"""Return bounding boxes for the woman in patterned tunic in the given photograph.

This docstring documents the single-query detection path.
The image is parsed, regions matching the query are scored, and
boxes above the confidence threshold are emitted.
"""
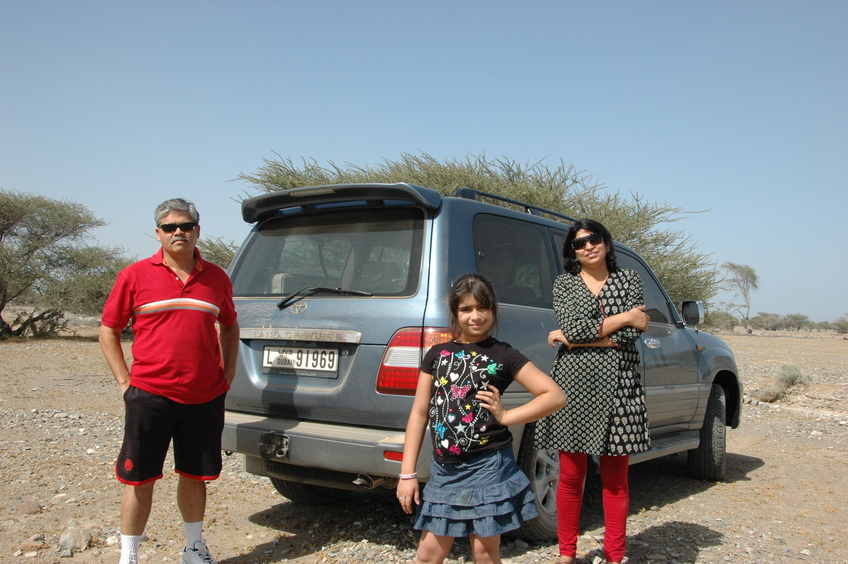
[533,219,651,564]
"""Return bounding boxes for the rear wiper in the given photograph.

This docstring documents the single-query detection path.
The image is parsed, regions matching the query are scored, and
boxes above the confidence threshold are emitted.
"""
[277,286,373,310]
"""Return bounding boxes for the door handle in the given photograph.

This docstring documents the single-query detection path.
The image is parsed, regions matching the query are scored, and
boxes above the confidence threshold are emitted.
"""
[644,337,661,349]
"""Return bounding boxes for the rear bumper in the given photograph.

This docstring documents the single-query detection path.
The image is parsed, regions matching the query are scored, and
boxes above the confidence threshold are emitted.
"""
[222,411,430,479]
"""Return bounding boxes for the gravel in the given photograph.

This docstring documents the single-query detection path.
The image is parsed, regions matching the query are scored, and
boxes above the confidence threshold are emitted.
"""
[1,331,846,563]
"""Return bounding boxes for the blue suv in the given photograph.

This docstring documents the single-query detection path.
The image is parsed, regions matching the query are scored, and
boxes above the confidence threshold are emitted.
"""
[222,183,742,540]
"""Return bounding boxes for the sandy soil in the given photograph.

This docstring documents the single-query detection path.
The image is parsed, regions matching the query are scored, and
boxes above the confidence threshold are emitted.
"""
[0,329,846,563]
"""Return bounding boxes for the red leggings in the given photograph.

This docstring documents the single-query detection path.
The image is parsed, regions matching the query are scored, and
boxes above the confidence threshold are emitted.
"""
[557,451,630,563]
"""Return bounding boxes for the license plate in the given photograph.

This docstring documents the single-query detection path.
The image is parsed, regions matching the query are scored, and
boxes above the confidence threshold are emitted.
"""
[262,346,339,376]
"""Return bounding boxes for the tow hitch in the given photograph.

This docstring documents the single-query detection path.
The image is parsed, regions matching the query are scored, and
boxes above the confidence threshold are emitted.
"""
[258,432,290,460]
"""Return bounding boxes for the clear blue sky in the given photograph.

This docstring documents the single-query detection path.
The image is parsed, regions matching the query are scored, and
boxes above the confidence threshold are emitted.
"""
[2,1,846,321]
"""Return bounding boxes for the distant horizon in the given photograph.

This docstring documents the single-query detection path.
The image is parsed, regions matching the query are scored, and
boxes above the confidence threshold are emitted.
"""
[8,180,843,323]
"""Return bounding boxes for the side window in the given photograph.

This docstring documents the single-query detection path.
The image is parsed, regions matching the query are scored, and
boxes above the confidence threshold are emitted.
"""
[551,230,566,272]
[473,215,557,308]
[616,251,674,325]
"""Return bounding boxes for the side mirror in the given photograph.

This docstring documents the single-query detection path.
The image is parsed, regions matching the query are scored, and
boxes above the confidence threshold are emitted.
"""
[681,300,705,326]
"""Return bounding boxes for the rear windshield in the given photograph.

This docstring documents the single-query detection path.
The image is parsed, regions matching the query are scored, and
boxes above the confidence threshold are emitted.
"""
[230,207,425,297]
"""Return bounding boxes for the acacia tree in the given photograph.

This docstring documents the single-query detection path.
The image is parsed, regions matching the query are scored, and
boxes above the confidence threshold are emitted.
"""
[237,152,718,306]
[703,310,738,332]
[751,312,782,331]
[197,236,240,270]
[782,313,810,332]
[722,262,759,334]
[0,190,128,338]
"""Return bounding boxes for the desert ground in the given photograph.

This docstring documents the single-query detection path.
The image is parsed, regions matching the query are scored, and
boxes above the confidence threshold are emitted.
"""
[1,328,846,563]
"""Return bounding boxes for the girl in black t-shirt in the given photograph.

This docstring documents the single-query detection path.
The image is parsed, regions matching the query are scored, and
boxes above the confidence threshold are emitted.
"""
[398,273,566,564]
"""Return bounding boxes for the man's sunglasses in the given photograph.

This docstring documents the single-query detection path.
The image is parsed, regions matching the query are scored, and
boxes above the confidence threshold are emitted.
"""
[158,222,197,233]
[572,233,604,250]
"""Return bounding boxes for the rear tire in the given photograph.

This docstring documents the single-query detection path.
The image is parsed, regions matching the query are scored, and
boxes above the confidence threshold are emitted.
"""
[687,384,727,481]
[515,424,559,540]
[270,477,350,505]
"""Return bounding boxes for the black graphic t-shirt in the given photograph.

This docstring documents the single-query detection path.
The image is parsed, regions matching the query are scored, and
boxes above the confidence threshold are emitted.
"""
[420,337,529,464]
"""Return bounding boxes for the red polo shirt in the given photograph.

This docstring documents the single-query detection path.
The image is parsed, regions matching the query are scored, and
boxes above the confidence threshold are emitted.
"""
[101,248,237,404]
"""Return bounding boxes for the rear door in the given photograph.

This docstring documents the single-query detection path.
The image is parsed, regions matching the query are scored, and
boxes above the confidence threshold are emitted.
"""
[473,214,560,371]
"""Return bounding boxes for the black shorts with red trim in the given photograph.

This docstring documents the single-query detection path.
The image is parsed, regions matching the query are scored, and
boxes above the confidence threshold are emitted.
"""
[116,386,226,485]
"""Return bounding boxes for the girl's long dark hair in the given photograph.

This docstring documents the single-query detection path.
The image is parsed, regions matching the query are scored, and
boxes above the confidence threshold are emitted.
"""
[448,273,499,338]
[562,219,618,275]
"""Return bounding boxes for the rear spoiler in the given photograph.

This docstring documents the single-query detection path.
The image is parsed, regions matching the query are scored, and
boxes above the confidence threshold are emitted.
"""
[242,183,442,223]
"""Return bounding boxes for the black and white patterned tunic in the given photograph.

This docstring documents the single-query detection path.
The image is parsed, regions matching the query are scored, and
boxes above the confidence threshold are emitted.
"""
[533,268,650,456]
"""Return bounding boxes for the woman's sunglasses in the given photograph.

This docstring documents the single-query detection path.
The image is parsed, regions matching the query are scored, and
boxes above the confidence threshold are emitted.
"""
[158,222,197,233]
[572,233,604,250]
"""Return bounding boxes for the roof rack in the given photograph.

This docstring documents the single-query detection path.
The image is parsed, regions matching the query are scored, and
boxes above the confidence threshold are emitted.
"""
[454,188,579,224]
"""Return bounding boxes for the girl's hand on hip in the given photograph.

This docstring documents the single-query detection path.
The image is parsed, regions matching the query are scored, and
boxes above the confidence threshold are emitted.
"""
[477,385,505,423]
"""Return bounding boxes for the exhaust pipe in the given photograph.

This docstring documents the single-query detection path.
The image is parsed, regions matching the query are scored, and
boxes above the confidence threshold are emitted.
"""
[352,474,387,489]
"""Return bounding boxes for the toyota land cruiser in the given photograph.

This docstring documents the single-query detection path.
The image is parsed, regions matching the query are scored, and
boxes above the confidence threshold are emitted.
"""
[222,183,741,539]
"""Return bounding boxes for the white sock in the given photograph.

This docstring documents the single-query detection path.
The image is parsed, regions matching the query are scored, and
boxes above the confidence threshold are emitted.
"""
[184,521,203,550]
[120,534,142,564]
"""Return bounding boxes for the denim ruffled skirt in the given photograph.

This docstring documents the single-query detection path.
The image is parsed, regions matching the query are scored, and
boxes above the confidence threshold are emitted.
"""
[414,445,538,538]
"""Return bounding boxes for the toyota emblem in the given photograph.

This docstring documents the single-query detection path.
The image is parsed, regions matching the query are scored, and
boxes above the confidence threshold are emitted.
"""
[291,301,308,315]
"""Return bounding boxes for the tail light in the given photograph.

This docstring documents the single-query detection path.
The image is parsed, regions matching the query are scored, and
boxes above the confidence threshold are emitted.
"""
[376,327,452,395]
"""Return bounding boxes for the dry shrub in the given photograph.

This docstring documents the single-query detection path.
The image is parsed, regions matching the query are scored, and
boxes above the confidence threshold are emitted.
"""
[758,364,813,403]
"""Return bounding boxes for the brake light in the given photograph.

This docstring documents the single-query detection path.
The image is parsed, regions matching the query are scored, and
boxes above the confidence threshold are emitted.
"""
[384,450,404,462]
[376,327,452,395]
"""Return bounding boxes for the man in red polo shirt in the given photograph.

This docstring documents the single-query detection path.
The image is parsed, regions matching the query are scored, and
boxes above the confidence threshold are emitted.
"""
[100,198,239,564]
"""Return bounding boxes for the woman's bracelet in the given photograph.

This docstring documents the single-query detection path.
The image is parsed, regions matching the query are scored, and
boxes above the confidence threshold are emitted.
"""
[398,472,418,480]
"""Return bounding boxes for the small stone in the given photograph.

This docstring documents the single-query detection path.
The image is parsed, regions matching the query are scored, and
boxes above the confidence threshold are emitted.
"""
[59,527,92,551]
[19,540,44,551]
[18,499,42,514]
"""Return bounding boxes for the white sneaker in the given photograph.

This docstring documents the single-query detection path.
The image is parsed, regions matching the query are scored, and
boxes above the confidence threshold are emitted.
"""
[181,540,217,564]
